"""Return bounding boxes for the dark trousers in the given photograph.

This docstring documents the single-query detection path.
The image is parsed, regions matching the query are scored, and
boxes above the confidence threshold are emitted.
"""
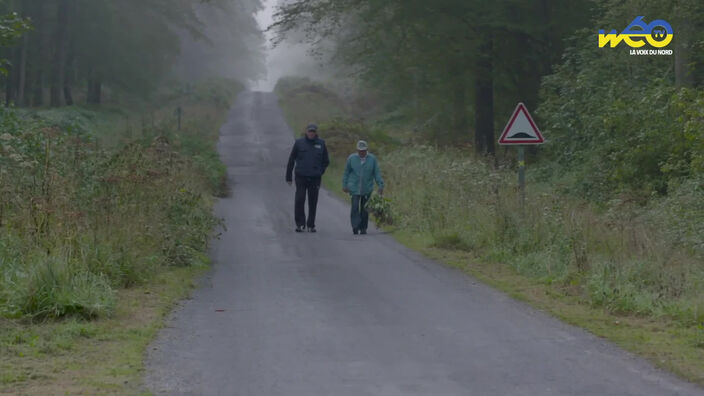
[295,176,321,228]
[350,194,371,231]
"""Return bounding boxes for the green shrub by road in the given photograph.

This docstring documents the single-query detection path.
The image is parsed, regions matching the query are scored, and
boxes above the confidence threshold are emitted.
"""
[0,79,240,393]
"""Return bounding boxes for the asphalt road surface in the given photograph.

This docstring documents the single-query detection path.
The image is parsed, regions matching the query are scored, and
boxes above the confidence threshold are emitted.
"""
[145,92,703,396]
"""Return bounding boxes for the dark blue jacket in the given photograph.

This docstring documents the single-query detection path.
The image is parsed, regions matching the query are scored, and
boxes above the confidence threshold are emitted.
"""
[286,136,330,181]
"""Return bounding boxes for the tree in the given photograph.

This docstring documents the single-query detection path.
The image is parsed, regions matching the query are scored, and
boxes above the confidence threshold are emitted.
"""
[538,0,704,199]
[0,3,30,106]
[50,0,68,106]
[1,0,266,107]
[272,0,593,153]
[173,0,266,83]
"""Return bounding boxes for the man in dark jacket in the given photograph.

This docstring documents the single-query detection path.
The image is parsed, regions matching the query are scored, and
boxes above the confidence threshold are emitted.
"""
[286,124,330,233]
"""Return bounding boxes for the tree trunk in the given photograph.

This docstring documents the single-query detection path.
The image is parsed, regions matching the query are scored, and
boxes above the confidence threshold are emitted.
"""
[95,81,102,103]
[17,26,29,106]
[63,0,75,106]
[87,80,94,104]
[474,32,495,155]
[5,46,22,107]
[32,70,43,106]
[452,72,468,141]
[50,80,61,107]
[87,79,102,104]
[32,1,48,107]
[4,0,16,107]
[63,82,73,106]
[50,0,69,107]
[674,10,693,88]
[412,68,421,124]
[24,63,33,106]
[5,50,13,107]
[32,65,44,106]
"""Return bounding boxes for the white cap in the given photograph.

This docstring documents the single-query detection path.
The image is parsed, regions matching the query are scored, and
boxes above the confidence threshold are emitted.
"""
[357,140,368,151]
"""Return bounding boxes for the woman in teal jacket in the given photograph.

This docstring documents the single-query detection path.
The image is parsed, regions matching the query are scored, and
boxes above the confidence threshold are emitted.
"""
[342,140,385,235]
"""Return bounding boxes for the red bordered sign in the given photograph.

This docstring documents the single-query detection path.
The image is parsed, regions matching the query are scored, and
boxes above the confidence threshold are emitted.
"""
[498,103,544,145]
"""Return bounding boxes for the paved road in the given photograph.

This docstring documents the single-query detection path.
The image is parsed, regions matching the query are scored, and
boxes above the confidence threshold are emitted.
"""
[145,92,703,396]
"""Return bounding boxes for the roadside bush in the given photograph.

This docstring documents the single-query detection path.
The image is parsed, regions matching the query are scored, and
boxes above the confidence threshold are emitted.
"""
[538,30,704,202]
[0,250,115,320]
[365,194,393,226]
[647,171,704,261]
[162,187,220,267]
[360,144,703,325]
[0,83,234,320]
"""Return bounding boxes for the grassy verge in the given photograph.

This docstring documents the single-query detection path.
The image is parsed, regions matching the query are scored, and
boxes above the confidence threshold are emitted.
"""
[275,77,704,385]
[398,233,704,384]
[0,79,240,393]
[1,266,204,394]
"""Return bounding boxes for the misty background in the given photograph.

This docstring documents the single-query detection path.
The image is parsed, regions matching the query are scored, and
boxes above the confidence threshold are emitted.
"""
[0,0,326,106]
[174,0,325,92]
[252,0,329,91]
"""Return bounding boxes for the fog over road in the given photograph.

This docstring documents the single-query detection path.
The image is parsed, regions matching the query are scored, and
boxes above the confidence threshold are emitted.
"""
[145,92,703,396]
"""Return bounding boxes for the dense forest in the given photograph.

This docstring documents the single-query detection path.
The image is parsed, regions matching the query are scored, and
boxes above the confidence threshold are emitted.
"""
[273,0,704,199]
[0,0,265,106]
[272,0,704,209]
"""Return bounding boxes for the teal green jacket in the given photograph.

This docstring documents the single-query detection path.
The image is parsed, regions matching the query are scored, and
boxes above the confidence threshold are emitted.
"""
[342,153,384,195]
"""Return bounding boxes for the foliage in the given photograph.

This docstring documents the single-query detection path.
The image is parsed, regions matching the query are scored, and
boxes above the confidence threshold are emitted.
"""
[173,0,265,83]
[275,0,704,201]
[0,81,238,320]
[0,266,205,393]
[646,175,704,260]
[0,0,263,106]
[539,40,704,201]
[0,10,30,75]
[381,145,704,325]
[273,0,594,148]
[365,193,393,226]
[274,76,348,135]
[0,10,29,45]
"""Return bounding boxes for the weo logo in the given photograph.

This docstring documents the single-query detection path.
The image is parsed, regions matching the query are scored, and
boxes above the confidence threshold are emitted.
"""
[598,16,673,55]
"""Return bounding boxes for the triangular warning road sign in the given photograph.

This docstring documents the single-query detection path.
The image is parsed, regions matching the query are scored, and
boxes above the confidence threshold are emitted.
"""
[498,103,544,145]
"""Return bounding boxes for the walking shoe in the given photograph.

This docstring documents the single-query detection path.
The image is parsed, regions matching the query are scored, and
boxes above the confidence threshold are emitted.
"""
[353,228,359,235]
[308,227,317,233]
[295,225,305,232]
[360,229,367,235]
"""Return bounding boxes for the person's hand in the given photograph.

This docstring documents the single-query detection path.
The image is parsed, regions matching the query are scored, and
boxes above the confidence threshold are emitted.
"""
[378,188,384,196]
[343,187,350,193]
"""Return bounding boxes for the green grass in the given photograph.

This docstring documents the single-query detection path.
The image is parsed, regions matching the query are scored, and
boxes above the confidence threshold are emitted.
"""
[406,239,704,385]
[275,76,704,386]
[0,81,236,319]
[0,266,206,394]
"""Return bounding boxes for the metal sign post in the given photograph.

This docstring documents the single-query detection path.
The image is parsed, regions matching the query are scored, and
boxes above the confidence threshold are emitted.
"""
[518,146,526,209]
[176,106,183,131]
[498,103,544,210]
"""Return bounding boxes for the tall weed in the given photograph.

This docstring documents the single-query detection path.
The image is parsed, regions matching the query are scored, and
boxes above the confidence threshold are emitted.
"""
[318,126,704,325]
[0,83,236,319]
